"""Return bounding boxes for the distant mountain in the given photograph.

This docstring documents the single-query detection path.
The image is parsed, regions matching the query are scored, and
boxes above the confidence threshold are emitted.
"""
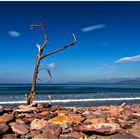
[66,78,140,85]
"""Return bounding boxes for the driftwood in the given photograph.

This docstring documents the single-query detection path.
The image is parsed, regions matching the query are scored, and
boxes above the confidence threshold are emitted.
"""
[27,23,76,105]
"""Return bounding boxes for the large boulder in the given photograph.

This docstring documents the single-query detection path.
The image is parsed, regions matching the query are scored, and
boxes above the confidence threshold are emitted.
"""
[73,123,120,135]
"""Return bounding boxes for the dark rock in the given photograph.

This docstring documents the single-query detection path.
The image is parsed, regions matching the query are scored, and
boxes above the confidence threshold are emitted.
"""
[4,107,13,113]
[73,123,120,135]
[0,123,10,134]
[50,105,59,112]
[59,131,85,139]
[11,123,29,135]
[2,134,18,139]
[0,114,14,123]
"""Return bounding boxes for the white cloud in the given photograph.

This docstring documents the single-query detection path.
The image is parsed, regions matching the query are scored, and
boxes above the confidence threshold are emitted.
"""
[115,54,140,63]
[81,24,106,32]
[8,31,20,37]
[96,63,114,70]
[48,63,55,69]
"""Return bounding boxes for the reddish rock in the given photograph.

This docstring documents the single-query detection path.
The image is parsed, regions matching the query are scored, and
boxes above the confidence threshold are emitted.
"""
[104,106,119,117]
[0,123,9,134]
[11,124,29,135]
[121,108,133,120]
[30,122,61,139]
[2,134,18,139]
[30,119,48,130]
[73,123,120,135]
[97,131,139,139]
[39,110,49,116]
[14,105,38,113]
[59,131,85,139]
[128,122,140,138]
[106,117,117,123]
[83,118,106,125]
[0,114,14,123]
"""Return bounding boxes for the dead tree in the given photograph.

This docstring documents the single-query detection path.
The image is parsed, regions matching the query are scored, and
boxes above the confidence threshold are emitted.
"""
[27,23,76,105]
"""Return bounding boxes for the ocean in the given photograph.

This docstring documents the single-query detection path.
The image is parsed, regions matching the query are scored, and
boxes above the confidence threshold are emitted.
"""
[0,84,140,107]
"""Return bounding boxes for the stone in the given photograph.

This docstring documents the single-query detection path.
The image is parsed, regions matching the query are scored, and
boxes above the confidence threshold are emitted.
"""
[28,122,61,139]
[35,112,57,120]
[83,118,106,125]
[11,124,29,135]
[39,110,49,116]
[16,118,30,124]
[14,105,38,113]
[103,106,119,117]
[59,131,85,139]
[30,119,48,130]
[2,134,18,139]
[60,122,73,130]
[106,117,117,123]
[0,123,9,134]
[0,106,4,114]
[0,114,14,123]
[97,131,139,139]
[121,108,133,120]
[128,122,140,138]
[73,123,120,135]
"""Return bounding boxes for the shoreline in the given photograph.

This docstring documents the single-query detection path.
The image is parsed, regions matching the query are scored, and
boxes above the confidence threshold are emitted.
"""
[0,103,140,139]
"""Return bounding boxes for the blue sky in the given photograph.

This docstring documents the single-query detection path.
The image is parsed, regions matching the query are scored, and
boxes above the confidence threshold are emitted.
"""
[1,2,140,83]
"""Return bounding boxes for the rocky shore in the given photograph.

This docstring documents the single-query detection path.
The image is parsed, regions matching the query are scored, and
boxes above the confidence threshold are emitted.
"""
[0,103,140,139]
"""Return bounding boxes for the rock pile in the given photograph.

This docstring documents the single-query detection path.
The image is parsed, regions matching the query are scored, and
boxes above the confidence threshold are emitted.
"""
[0,103,140,139]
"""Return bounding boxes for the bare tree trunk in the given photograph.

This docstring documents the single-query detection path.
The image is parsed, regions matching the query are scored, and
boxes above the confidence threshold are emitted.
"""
[27,56,41,105]
[27,23,76,105]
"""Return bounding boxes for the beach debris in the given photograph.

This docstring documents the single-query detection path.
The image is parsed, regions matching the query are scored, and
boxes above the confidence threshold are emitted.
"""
[73,123,121,135]
[0,114,14,123]
[0,105,4,114]
[48,95,52,105]
[11,124,29,135]
[0,123,9,135]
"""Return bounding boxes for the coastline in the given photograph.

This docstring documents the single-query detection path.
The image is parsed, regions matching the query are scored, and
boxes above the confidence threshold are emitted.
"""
[0,103,140,139]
